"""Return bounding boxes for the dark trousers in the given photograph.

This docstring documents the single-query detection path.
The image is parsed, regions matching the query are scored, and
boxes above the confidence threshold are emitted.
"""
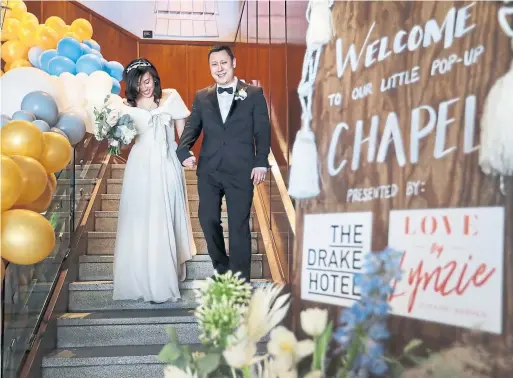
[197,169,254,282]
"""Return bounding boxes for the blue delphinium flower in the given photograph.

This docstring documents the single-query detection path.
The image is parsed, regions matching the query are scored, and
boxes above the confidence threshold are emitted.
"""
[334,247,403,377]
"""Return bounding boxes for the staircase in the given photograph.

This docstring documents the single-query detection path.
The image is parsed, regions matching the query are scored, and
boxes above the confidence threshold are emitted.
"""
[41,164,273,378]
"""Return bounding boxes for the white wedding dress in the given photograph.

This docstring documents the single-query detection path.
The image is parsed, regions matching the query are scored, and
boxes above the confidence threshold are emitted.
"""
[112,88,197,303]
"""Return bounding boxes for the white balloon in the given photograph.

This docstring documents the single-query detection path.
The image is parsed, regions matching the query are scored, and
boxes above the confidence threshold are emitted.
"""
[65,105,93,134]
[0,67,62,117]
[59,72,86,109]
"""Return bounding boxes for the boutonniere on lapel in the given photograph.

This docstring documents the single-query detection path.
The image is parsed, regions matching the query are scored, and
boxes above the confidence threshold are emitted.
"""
[234,87,247,101]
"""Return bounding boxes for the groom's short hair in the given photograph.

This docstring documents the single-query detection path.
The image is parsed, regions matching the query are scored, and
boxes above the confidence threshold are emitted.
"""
[208,45,235,61]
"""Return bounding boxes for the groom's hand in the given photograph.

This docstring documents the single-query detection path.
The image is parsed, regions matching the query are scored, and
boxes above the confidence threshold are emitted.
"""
[183,156,196,168]
[251,167,267,185]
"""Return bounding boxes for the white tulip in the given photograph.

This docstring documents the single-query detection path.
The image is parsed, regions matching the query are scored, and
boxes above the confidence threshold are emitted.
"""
[267,326,314,372]
[300,308,328,337]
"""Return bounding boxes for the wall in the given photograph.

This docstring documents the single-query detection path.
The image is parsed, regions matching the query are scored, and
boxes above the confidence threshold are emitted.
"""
[235,0,308,184]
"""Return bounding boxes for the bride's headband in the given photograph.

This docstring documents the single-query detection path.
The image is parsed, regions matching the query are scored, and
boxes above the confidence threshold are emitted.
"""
[126,60,152,73]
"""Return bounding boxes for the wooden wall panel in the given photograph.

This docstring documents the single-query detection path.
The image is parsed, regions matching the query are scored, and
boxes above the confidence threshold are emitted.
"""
[41,0,90,25]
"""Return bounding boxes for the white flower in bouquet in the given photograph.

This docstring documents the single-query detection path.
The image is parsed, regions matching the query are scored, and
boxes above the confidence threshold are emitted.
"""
[106,110,120,126]
[223,336,258,369]
[242,284,291,342]
[163,365,197,378]
[267,326,314,373]
[300,308,328,337]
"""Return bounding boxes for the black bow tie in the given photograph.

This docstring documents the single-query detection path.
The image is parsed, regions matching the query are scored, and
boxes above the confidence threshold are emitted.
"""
[217,86,234,95]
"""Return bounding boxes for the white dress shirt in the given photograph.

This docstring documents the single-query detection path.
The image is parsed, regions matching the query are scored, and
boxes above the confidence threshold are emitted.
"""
[216,77,237,123]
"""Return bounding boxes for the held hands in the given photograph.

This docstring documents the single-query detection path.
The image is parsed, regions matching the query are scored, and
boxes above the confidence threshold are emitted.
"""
[183,155,197,168]
[251,167,267,185]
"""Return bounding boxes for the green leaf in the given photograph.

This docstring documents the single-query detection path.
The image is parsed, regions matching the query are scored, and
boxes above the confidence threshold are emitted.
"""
[406,355,427,366]
[403,338,423,354]
[166,326,180,344]
[158,344,181,363]
[196,352,221,377]
[312,320,334,371]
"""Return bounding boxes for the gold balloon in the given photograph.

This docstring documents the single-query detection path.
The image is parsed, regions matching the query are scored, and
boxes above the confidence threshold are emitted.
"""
[5,0,27,21]
[16,20,38,47]
[45,16,67,38]
[1,17,20,41]
[70,18,93,41]
[39,132,72,173]
[0,69,3,76]
[10,155,48,205]
[19,11,38,27]
[34,24,59,50]
[14,180,52,213]
[0,120,44,159]
[47,173,57,192]
[1,154,23,211]
[1,209,56,265]
[9,58,32,69]
[1,39,28,63]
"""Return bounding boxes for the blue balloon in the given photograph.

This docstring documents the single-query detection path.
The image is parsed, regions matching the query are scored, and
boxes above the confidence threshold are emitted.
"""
[21,91,59,126]
[32,119,51,132]
[80,43,93,55]
[48,56,76,76]
[28,46,43,68]
[90,49,103,59]
[106,61,124,81]
[39,49,58,72]
[111,79,121,95]
[55,112,86,145]
[76,54,104,74]
[12,110,35,122]
[83,39,100,52]
[101,58,109,72]
[1,114,12,127]
[57,37,83,62]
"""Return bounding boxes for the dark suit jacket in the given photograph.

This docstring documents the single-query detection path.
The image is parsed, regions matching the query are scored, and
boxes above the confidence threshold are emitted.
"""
[176,80,271,176]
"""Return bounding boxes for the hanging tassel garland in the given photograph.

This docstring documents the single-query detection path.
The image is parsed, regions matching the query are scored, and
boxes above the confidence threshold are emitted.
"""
[287,0,335,200]
[288,127,321,199]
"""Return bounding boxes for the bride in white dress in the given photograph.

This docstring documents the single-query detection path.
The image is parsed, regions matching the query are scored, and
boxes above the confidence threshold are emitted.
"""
[112,58,197,303]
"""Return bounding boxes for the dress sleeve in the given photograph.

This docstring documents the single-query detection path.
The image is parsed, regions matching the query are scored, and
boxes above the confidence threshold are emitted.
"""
[163,89,191,119]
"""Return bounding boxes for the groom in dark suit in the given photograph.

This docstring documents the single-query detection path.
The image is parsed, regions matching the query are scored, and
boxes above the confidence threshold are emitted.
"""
[176,45,271,282]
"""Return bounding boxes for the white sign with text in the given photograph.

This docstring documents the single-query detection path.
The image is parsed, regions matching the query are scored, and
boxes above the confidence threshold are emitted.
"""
[301,212,373,306]
[388,207,504,334]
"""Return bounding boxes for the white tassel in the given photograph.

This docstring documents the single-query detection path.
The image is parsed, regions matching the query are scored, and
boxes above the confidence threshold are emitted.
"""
[288,126,320,199]
[306,0,333,46]
[479,39,513,179]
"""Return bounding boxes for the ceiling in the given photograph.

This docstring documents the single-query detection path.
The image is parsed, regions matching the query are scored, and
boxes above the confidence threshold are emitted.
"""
[79,0,308,43]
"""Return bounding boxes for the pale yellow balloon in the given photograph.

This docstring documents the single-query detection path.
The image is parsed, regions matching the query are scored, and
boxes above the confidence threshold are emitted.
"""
[5,0,27,21]
[70,18,93,41]
[1,17,20,41]
[10,155,48,205]
[34,24,59,50]
[14,180,52,213]
[0,120,44,159]
[1,209,56,265]
[39,132,73,173]
[45,16,67,38]
[9,58,32,69]
[19,11,38,26]
[1,154,23,211]
[1,39,28,63]
[16,19,38,47]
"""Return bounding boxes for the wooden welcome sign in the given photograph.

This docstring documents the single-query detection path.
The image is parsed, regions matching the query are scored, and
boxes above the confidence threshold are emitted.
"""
[292,0,513,361]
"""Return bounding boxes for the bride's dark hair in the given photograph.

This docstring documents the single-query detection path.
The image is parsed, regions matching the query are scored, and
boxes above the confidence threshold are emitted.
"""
[122,58,162,107]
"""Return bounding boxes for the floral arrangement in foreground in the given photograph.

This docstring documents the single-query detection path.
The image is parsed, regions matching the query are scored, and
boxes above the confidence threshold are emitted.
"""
[159,249,432,378]
[93,95,136,155]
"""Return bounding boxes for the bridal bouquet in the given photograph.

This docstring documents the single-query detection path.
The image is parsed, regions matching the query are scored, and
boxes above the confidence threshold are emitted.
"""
[93,95,137,155]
